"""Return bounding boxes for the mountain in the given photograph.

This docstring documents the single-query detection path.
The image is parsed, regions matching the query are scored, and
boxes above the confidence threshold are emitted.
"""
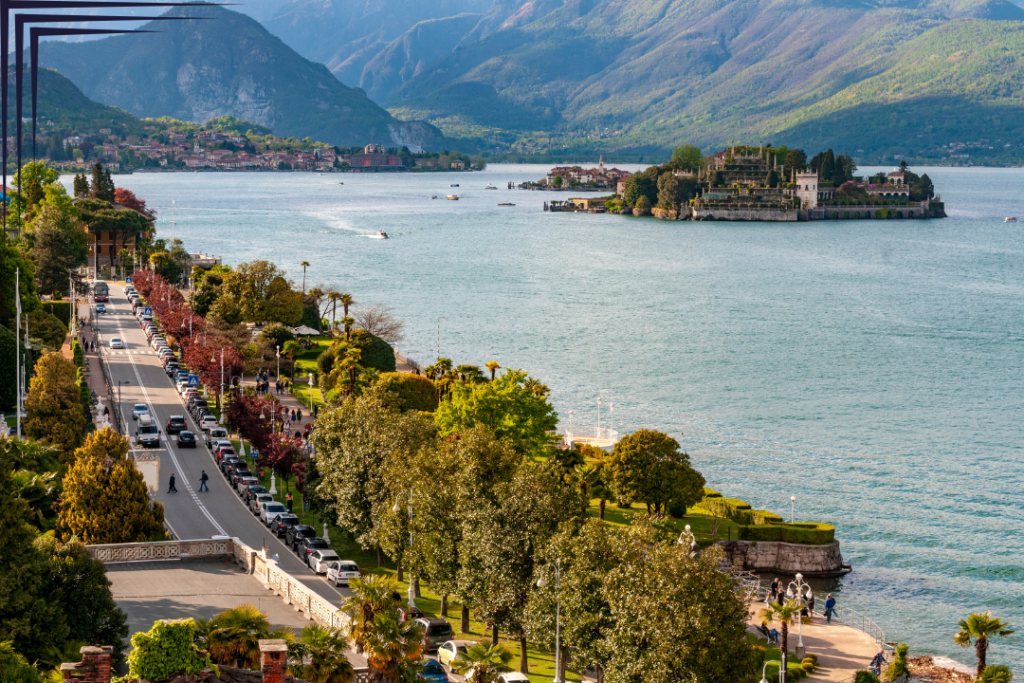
[367,0,1024,161]
[38,5,445,150]
[8,66,137,135]
[265,0,492,85]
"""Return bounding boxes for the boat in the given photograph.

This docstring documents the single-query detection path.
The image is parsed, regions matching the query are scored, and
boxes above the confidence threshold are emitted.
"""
[339,182,344,185]
[498,202,516,206]
[430,195,438,199]
[450,183,460,187]
[1005,216,1017,222]
[376,231,389,239]
[485,184,497,190]
[447,194,459,200]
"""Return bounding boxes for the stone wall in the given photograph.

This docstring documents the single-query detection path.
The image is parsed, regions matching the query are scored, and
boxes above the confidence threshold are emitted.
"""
[716,539,848,576]
[693,207,798,221]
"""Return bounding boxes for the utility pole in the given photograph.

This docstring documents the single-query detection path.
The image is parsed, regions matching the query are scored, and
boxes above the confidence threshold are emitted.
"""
[14,267,20,438]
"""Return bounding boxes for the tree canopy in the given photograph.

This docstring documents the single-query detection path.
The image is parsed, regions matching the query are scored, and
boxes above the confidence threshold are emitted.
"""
[605,429,705,516]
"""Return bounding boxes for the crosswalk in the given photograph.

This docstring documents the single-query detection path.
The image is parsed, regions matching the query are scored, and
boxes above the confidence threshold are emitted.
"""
[103,349,156,356]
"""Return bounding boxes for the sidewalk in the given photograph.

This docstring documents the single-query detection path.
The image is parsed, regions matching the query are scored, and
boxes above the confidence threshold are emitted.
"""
[244,373,318,439]
[746,603,880,682]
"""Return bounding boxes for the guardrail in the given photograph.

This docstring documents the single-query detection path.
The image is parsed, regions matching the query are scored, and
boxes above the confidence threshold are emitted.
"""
[394,351,422,373]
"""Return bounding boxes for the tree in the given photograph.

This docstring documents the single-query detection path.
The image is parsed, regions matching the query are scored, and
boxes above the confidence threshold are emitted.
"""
[622,168,658,208]
[27,310,69,351]
[955,612,1015,677]
[485,360,500,381]
[362,611,424,683]
[27,205,89,298]
[37,536,129,663]
[977,665,1015,683]
[89,162,115,202]
[434,369,558,457]
[0,641,42,683]
[300,260,310,294]
[605,429,705,516]
[784,149,808,176]
[768,169,779,188]
[72,172,89,198]
[205,603,293,668]
[24,351,86,460]
[453,644,513,683]
[57,428,167,544]
[354,304,405,343]
[552,175,563,188]
[289,623,354,683]
[376,373,439,412]
[884,643,911,683]
[77,198,151,266]
[911,173,935,201]
[759,600,801,676]
[461,460,583,673]
[0,442,67,665]
[671,144,702,169]
[127,619,217,681]
[222,260,303,325]
[113,188,156,221]
[341,575,402,653]
[656,173,680,210]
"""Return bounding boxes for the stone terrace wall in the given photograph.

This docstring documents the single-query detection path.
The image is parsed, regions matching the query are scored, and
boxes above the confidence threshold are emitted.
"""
[693,207,799,221]
[716,539,847,576]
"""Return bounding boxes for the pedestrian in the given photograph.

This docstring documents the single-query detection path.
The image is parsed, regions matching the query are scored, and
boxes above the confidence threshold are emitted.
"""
[313,404,318,419]
[769,578,780,602]
[776,591,785,607]
[870,651,885,676]
[296,408,302,422]
[824,594,836,623]
[290,409,296,421]
[168,473,178,493]
[199,470,209,492]
[103,405,110,418]
[807,593,816,617]
[286,491,293,513]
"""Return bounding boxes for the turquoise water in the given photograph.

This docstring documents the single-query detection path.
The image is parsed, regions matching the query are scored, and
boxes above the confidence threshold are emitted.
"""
[99,166,1024,669]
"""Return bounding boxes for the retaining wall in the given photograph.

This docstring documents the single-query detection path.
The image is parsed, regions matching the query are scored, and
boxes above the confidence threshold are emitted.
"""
[716,539,848,576]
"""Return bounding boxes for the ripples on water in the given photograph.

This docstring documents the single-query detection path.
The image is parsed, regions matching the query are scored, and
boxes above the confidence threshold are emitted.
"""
[100,165,1024,668]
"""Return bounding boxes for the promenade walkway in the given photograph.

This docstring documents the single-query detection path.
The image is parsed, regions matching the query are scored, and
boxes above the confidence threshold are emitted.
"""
[746,604,880,682]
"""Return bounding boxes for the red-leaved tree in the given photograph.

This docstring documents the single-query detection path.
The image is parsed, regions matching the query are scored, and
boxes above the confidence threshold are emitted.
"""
[115,187,157,221]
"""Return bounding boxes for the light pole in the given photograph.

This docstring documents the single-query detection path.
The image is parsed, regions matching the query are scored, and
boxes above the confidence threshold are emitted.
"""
[393,498,416,608]
[308,372,315,413]
[790,496,796,523]
[787,573,812,657]
[436,316,446,361]
[537,559,563,683]
[276,345,280,380]
[212,349,225,412]
[760,660,781,683]
[118,380,130,433]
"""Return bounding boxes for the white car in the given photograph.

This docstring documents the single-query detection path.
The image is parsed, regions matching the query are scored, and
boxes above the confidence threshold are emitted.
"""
[109,337,124,349]
[260,501,287,525]
[499,674,530,683]
[308,549,340,574]
[437,641,474,670]
[199,415,219,432]
[251,493,274,514]
[326,560,362,587]
[132,404,149,420]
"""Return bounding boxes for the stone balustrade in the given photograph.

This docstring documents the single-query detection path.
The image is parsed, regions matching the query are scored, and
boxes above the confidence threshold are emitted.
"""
[86,537,352,632]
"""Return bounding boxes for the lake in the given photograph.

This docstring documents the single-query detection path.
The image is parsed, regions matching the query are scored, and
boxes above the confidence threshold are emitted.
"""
[96,165,1024,669]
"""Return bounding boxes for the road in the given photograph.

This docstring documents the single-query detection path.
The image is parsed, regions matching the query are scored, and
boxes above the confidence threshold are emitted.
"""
[93,283,350,606]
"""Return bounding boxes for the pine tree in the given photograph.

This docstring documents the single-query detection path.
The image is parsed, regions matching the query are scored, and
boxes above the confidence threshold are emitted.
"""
[101,166,116,202]
[24,352,86,462]
[57,427,167,544]
[73,172,89,197]
[90,161,103,198]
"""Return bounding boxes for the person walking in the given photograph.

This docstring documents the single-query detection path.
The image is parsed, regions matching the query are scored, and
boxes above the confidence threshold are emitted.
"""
[824,594,837,623]
[769,578,780,602]
[168,473,178,493]
[286,491,293,513]
[296,408,302,422]
[199,470,209,492]
[806,592,816,618]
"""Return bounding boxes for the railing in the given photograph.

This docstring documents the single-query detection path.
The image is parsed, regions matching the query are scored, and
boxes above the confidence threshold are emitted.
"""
[394,351,422,373]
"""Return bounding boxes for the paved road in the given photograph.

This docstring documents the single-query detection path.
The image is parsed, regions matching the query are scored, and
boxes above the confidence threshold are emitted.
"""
[92,283,350,606]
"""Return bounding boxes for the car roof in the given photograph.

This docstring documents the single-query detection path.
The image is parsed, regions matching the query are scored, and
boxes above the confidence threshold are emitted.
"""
[418,617,450,626]
[318,550,339,557]
[134,403,147,409]
[445,640,475,648]
[169,415,185,420]
[180,431,194,436]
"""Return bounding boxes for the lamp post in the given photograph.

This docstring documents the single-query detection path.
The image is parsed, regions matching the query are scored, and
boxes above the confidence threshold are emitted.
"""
[117,380,130,433]
[212,349,225,412]
[760,660,781,683]
[436,316,446,361]
[790,496,796,523]
[786,573,812,659]
[393,499,416,607]
[308,372,314,413]
[597,396,601,437]
[276,345,280,380]
[537,559,563,683]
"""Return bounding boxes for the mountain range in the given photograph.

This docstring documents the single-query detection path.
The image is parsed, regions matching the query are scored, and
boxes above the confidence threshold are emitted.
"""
[38,5,444,150]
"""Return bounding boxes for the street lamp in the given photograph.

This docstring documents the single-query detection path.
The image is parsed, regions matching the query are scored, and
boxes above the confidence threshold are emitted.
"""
[307,372,315,413]
[760,660,781,683]
[786,573,812,656]
[276,345,280,380]
[790,496,796,523]
[393,498,416,608]
[117,380,130,433]
[537,559,563,683]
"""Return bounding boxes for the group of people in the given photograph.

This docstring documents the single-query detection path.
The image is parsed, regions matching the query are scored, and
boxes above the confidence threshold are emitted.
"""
[79,336,97,352]
[767,578,837,623]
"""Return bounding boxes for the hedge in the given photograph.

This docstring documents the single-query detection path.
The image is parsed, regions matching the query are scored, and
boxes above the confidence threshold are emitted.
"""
[42,300,71,328]
[735,521,835,545]
[377,372,439,412]
[703,487,722,498]
[350,329,395,373]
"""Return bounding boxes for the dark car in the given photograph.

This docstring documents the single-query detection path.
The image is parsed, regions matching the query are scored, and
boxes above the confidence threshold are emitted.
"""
[221,457,243,476]
[166,416,187,434]
[243,484,267,504]
[398,605,425,623]
[176,430,197,448]
[272,514,299,537]
[230,467,253,487]
[417,618,454,652]
[297,536,329,560]
[286,524,317,551]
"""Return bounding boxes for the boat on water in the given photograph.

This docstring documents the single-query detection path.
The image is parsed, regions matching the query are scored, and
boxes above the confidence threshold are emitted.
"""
[1005,216,1018,222]
[451,183,460,187]
[430,195,438,199]
[376,231,389,239]
[498,202,515,206]
[485,184,497,190]
[339,182,344,185]
[447,194,459,200]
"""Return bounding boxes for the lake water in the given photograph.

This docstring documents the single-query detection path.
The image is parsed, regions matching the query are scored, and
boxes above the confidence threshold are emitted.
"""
[97,165,1024,669]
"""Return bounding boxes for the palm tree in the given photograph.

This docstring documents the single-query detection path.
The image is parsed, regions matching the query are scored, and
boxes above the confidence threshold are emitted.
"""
[523,378,550,397]
[573,463,601,516]
[955,612,1015,677]
[362,611,424,683]
[300,261,310,294]
[977,665,1015,683]
[289,623,354,683]
[339,293,354,318]
[207,603,295,668]
[329,293,342,335]
[452,643,514,683]
[342,315,355,341]
[759,600,801,674]
[341,575,401,653]
[485,360,500,381]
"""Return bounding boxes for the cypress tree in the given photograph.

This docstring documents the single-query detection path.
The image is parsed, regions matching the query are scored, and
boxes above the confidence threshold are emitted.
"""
[23,352,87,462]
[823,149,835,183]
[90,161,103,198]
[73,172,89,197]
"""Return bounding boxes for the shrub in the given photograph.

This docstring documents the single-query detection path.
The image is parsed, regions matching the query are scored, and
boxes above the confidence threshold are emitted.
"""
[804,653,818,664]
[260,323,295,349]
[854,670,881,683]
[28,310,68,350]
[751,509,784,525]
[126,619,217,681]
[349,329,395,373]
[316,346,337,378]
[667,500,686,518]
[377,372,439,412]
[801,659,816,672]
[736,522,835,545]
[703,487,722,498]
[41,300,71,327]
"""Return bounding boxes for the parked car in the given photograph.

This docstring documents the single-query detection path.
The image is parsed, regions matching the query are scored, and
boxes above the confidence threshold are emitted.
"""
[165,416,187,434]
[437,641,474,670]
[327,560,362,588]
[164,363,181,377]
[132,404,148,420]
[417,618,454,652]
[214,446,236,463]
[308,549,340,573]
[236,476,259,495]
[398,605,425,623]
[230,469,253,489]
[417,659,449,683]
[259,501,288,525]
[95,303,106,314]
[250,493,274,514]
[109,337,124,349]
[177,431,197,448]
[272,514,299,537]
[221,457,243,476]
[286,525,317,551]
[199,415,219,432]
[297,537,329,561]
[243,484,267,505]
[498,674,530,683]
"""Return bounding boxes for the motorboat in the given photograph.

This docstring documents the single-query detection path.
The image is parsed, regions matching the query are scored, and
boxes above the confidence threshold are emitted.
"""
[498,202,515,206]
[447,194,459,200]
[376,231,389,239]
[450,183,460,187]
[485,184,497,190]
[1005,216,1018,222]
[431,195,438,199]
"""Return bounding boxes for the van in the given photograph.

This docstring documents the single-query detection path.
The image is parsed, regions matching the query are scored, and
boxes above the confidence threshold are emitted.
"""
[135,415,160,448]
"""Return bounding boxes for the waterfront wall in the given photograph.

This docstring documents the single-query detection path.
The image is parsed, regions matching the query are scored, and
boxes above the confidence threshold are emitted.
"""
[693,207,799,221]
[716,539,848,576]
